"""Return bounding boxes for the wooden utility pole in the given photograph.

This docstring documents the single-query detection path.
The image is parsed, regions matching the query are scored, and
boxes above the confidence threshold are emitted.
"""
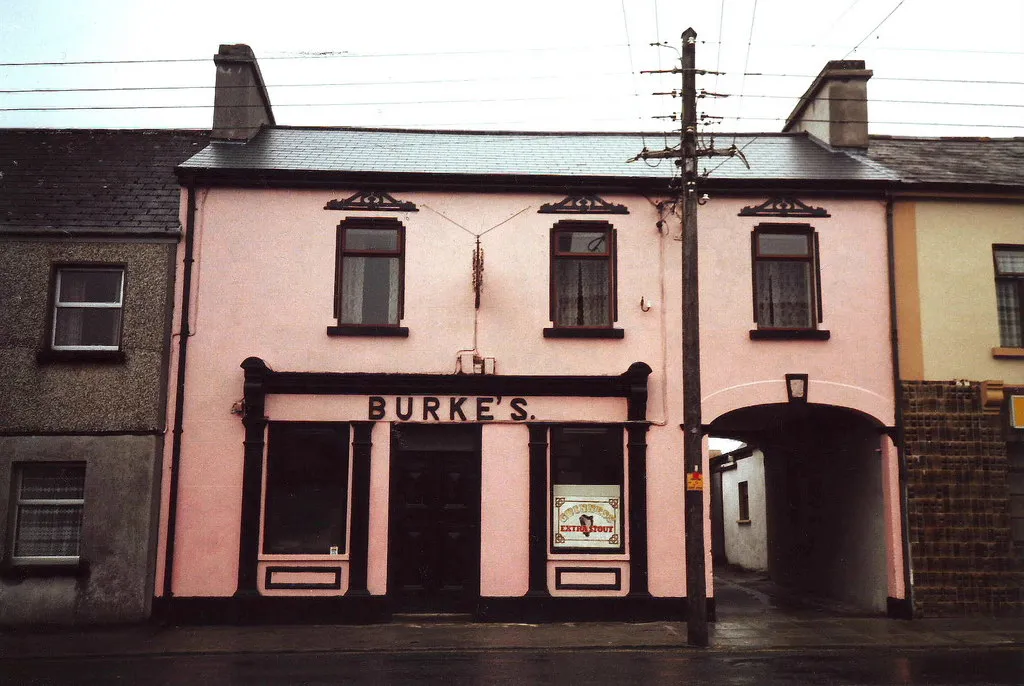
[680,26,708,648]
[636,27,745,648]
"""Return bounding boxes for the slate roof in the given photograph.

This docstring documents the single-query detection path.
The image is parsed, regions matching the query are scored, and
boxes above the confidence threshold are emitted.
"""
[0,129,208,235]
[866,136,1024,188]
[178,127,898,184]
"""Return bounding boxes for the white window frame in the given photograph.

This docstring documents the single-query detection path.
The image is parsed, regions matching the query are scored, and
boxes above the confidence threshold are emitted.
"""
[51,267,125,351]
[9,463,86,565]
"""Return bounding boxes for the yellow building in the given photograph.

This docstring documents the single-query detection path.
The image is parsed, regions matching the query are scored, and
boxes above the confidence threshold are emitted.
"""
[870,136,1024,616]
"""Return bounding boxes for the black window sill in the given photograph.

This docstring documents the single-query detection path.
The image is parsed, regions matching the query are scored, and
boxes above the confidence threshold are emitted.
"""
[749,329,830,341]
[544,327,624,339]
[0,560,90,581]
[36,349,126,364]
[327,325,409,337]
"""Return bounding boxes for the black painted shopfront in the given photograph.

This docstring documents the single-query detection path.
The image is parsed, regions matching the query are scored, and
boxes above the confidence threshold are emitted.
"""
[154,357,689,624]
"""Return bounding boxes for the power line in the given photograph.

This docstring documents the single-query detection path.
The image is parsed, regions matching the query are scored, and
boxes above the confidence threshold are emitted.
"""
[0,44,633,68]
[0,93,650,112]
[0,71,634,95]
[843,0,907,59]
[3,39,1021,70]
[820,0,865,38]
[726,93,1024,108]
[739,72,1024,85]
[712,0,726,94]
[2,72,1020,98]
[2,95,1018,131]
[733,0,760,147]
[714,115,1019,129]
[697,41,1023,56]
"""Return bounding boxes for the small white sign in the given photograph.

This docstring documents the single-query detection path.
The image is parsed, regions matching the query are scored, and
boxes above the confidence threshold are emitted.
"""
[552,484,621,549]
[329,546,339,555]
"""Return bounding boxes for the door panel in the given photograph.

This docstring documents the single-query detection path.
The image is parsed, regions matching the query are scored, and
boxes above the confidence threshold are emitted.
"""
[389,426,481,612]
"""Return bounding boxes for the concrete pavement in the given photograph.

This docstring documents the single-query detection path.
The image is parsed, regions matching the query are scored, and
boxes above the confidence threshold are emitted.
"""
[1,570,1019,659]
[0,614,1021,660]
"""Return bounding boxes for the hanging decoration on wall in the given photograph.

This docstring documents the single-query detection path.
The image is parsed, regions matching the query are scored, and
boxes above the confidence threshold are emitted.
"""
[324,190,418,212]
[472,236,484,309]
[738,196,830,218]
[538,194,629,215]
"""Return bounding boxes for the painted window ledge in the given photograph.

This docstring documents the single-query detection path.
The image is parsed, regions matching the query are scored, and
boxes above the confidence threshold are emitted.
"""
[749,329,830,341]
[543,327,624,339]
[992,347,1024,359]
[327,325,409,337]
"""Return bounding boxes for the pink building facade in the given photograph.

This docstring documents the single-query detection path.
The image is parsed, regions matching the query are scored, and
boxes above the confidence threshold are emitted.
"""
[152,47,909,622]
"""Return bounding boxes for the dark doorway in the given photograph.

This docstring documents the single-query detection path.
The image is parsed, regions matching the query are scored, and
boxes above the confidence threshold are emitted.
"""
[708,404,889,615]
[388,424,481,613]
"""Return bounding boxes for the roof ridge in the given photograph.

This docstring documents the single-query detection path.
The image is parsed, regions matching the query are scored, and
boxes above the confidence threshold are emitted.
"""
[263,125,805,138]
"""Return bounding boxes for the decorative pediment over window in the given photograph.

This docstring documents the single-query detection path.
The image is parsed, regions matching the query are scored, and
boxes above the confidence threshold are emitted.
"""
[324,190,418,212]
[738,196,830,218]
[539,194,629,215]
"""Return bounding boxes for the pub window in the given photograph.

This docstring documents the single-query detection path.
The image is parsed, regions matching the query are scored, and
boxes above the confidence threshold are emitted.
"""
[263,423,350,555]
[751,224,822,330]
[549,221,617,330]
[994,245,1024,348]
[550,425,624,553]
[737,481,750,523]
[8,463,86,564]
[334,218,405,329]
[51,267,125,350]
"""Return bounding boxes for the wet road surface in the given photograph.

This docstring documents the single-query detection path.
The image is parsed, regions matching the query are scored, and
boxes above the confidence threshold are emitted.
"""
[3,647,1022,685]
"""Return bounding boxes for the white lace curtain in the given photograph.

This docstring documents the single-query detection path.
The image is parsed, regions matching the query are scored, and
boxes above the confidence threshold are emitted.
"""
[555,259,610,326]
[756,261,813,328]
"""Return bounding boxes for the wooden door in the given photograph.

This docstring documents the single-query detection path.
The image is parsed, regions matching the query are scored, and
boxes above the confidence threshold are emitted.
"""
[388,426,481,612]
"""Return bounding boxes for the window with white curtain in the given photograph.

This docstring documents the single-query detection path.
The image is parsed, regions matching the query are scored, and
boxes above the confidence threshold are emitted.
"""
[334,218,405,327]
[51,267,124,350]
[752,225,821,330]
[550,221,616,328]
[994,246,1024,348]
[9,463,86,564]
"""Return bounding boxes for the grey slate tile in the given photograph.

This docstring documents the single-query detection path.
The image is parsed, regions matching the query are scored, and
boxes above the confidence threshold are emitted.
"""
[0,129,208,234]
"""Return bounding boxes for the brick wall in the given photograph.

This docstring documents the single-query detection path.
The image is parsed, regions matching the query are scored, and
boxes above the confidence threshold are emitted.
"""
[902,381,1022,616]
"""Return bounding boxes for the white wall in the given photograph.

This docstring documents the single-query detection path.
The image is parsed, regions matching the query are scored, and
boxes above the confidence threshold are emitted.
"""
[720,451,767,571]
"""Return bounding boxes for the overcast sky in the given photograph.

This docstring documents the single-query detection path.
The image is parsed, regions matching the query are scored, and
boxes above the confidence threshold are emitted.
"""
[1,0,1021,136]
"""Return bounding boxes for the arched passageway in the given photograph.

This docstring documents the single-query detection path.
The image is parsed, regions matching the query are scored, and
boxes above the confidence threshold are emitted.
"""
[709,402,892,614]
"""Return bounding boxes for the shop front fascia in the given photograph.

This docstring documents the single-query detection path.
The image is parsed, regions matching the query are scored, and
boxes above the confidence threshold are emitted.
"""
[157,356,686,623]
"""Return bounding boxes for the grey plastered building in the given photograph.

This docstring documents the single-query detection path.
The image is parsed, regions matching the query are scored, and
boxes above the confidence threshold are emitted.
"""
[0,129,206,623]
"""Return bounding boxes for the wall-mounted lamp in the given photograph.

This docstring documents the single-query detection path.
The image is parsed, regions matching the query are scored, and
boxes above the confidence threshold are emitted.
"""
[785,374,808,403]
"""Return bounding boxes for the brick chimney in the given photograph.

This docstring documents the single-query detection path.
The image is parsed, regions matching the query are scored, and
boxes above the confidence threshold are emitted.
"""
[212,44,275,141]
[783,60,872,149]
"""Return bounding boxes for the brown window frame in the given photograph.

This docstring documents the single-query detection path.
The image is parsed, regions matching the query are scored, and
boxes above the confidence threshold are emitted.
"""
[262,422,351,556]
[750,223,823,333]
[332,217,407,335]
[737,480,750,523]
[548,220,618,332]
[548,424,625,555]
[994,245,1024,348]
